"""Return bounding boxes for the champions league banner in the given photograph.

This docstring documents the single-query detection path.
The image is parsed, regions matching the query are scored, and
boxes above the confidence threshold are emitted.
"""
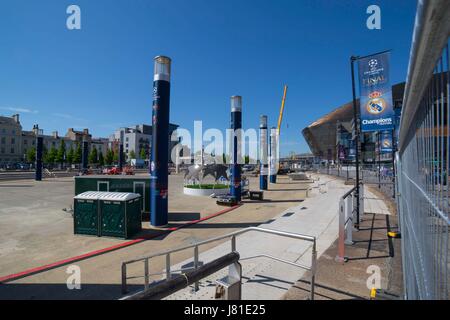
[380,131,393,153]
[357,52,394,132]
[348,140,356,159]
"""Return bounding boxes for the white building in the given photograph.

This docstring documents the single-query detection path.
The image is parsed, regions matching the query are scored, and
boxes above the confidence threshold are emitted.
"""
[110,123,179,162]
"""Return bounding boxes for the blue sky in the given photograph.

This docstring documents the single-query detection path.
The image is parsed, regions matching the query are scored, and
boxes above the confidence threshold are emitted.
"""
[0,0,417,156]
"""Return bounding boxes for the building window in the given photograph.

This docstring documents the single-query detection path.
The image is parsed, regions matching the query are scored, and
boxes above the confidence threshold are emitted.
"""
[1,148,4,154]
[24,139,28,145]
[11,138,15,144]
[12,130,15,135]
[32,140,35,145]
[1,137,5,144]
[126,137,129,142]
[10,148,14,154]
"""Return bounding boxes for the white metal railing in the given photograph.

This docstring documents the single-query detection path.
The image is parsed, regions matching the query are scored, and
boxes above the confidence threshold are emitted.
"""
[121,227,317,300]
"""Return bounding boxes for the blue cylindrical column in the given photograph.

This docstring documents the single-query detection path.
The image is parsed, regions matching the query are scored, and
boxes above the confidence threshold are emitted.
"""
[230,96,242,202]
[259,115,268,190]
[118,143,124,170]
[82,140,89,173]
[35,136,43,181]
[118,141,125,172]
[150,56,171,227]
[269,127,277,183]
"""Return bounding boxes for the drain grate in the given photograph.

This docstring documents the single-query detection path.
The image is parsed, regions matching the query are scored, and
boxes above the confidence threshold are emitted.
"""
[282,212,295,217]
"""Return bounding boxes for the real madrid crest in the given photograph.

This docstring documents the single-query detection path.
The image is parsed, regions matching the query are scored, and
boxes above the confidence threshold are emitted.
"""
[366,91,386,115]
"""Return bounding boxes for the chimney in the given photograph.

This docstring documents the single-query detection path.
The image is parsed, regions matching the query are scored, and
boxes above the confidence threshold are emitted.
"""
[12,114,19,123]
[52,131,58,138]
[83,129,89,135]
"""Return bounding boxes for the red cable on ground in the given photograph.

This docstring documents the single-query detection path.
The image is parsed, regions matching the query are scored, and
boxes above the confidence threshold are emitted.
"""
[0,204,241,284]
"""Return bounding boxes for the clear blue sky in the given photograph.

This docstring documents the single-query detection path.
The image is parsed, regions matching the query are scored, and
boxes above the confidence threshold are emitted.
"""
[0,0,417,156]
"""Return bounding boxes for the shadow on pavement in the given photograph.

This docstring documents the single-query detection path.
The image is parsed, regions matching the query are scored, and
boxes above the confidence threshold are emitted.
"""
[0,283,137,300]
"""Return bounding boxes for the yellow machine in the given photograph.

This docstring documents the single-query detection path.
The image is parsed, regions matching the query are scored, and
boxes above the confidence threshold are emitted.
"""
[277,85,288,133]
[276,85,288,172]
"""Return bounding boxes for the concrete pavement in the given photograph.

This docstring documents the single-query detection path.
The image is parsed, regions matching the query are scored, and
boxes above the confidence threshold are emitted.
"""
[162,174,352,300]
[0,173,308,299]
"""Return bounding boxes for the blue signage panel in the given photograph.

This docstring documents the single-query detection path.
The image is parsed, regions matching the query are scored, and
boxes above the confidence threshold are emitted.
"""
[348,140,356,159]
[380,131,393,153]
[358,52,394,132]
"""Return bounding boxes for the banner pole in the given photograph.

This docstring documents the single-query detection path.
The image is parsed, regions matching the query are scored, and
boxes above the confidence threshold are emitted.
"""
[351,56,360,229]
[392,128,396,199]
[378,131,381,189]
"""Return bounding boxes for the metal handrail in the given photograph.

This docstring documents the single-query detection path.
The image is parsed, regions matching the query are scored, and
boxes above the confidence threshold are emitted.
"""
[121,227,317,300]
[240,254,311,271]
[336,183,364,263]
[123,252,241,300]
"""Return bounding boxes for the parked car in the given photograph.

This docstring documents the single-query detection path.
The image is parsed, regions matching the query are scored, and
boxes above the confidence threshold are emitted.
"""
[242,164,255,172]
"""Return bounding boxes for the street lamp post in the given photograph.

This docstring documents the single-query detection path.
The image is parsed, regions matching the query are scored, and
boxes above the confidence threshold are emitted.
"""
[150,56,171,227]
[230,96,242,202]
[259,115,268,190]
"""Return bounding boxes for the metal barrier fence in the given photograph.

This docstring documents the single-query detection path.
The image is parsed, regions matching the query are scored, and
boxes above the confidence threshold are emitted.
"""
[316,165,394,199]
[396,0,450,300]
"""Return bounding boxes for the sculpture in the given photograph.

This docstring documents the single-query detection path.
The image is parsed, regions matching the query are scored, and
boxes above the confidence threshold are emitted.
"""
[183,164,229,184]
[183,164,203,183]
[202,164,229,182]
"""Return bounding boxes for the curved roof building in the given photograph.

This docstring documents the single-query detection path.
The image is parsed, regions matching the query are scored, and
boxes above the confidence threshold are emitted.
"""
[302,82,405,160]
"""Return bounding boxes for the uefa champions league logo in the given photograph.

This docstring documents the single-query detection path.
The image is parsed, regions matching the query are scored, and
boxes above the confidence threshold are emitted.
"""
[368,59,378,71]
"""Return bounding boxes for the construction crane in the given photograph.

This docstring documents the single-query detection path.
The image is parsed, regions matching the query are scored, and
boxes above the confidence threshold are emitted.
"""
[277,85,288,134]
[275,85,288,172]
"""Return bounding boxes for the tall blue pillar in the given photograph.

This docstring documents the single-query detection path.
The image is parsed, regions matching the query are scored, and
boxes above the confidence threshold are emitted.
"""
[150,56,171,227]
[82,140,89,173]
[35,136,43,181]
[230,96,242,202]
[259,115,268,190]
[269,127,277,183]
[118,143,124,170]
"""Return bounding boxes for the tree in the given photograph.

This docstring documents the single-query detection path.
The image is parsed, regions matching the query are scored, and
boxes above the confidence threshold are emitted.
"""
[244,155,250,164]
[74,143,82,164]
[45,146,57,164]
[55,140,66,165]
[89,146,98,164]
[105,148,114,165]
[26,148,36,163]
[113,150,119,163]
[98,151,105,166]
[129,150,136,160]
[140,148,146,160]
[66,147,74,164]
